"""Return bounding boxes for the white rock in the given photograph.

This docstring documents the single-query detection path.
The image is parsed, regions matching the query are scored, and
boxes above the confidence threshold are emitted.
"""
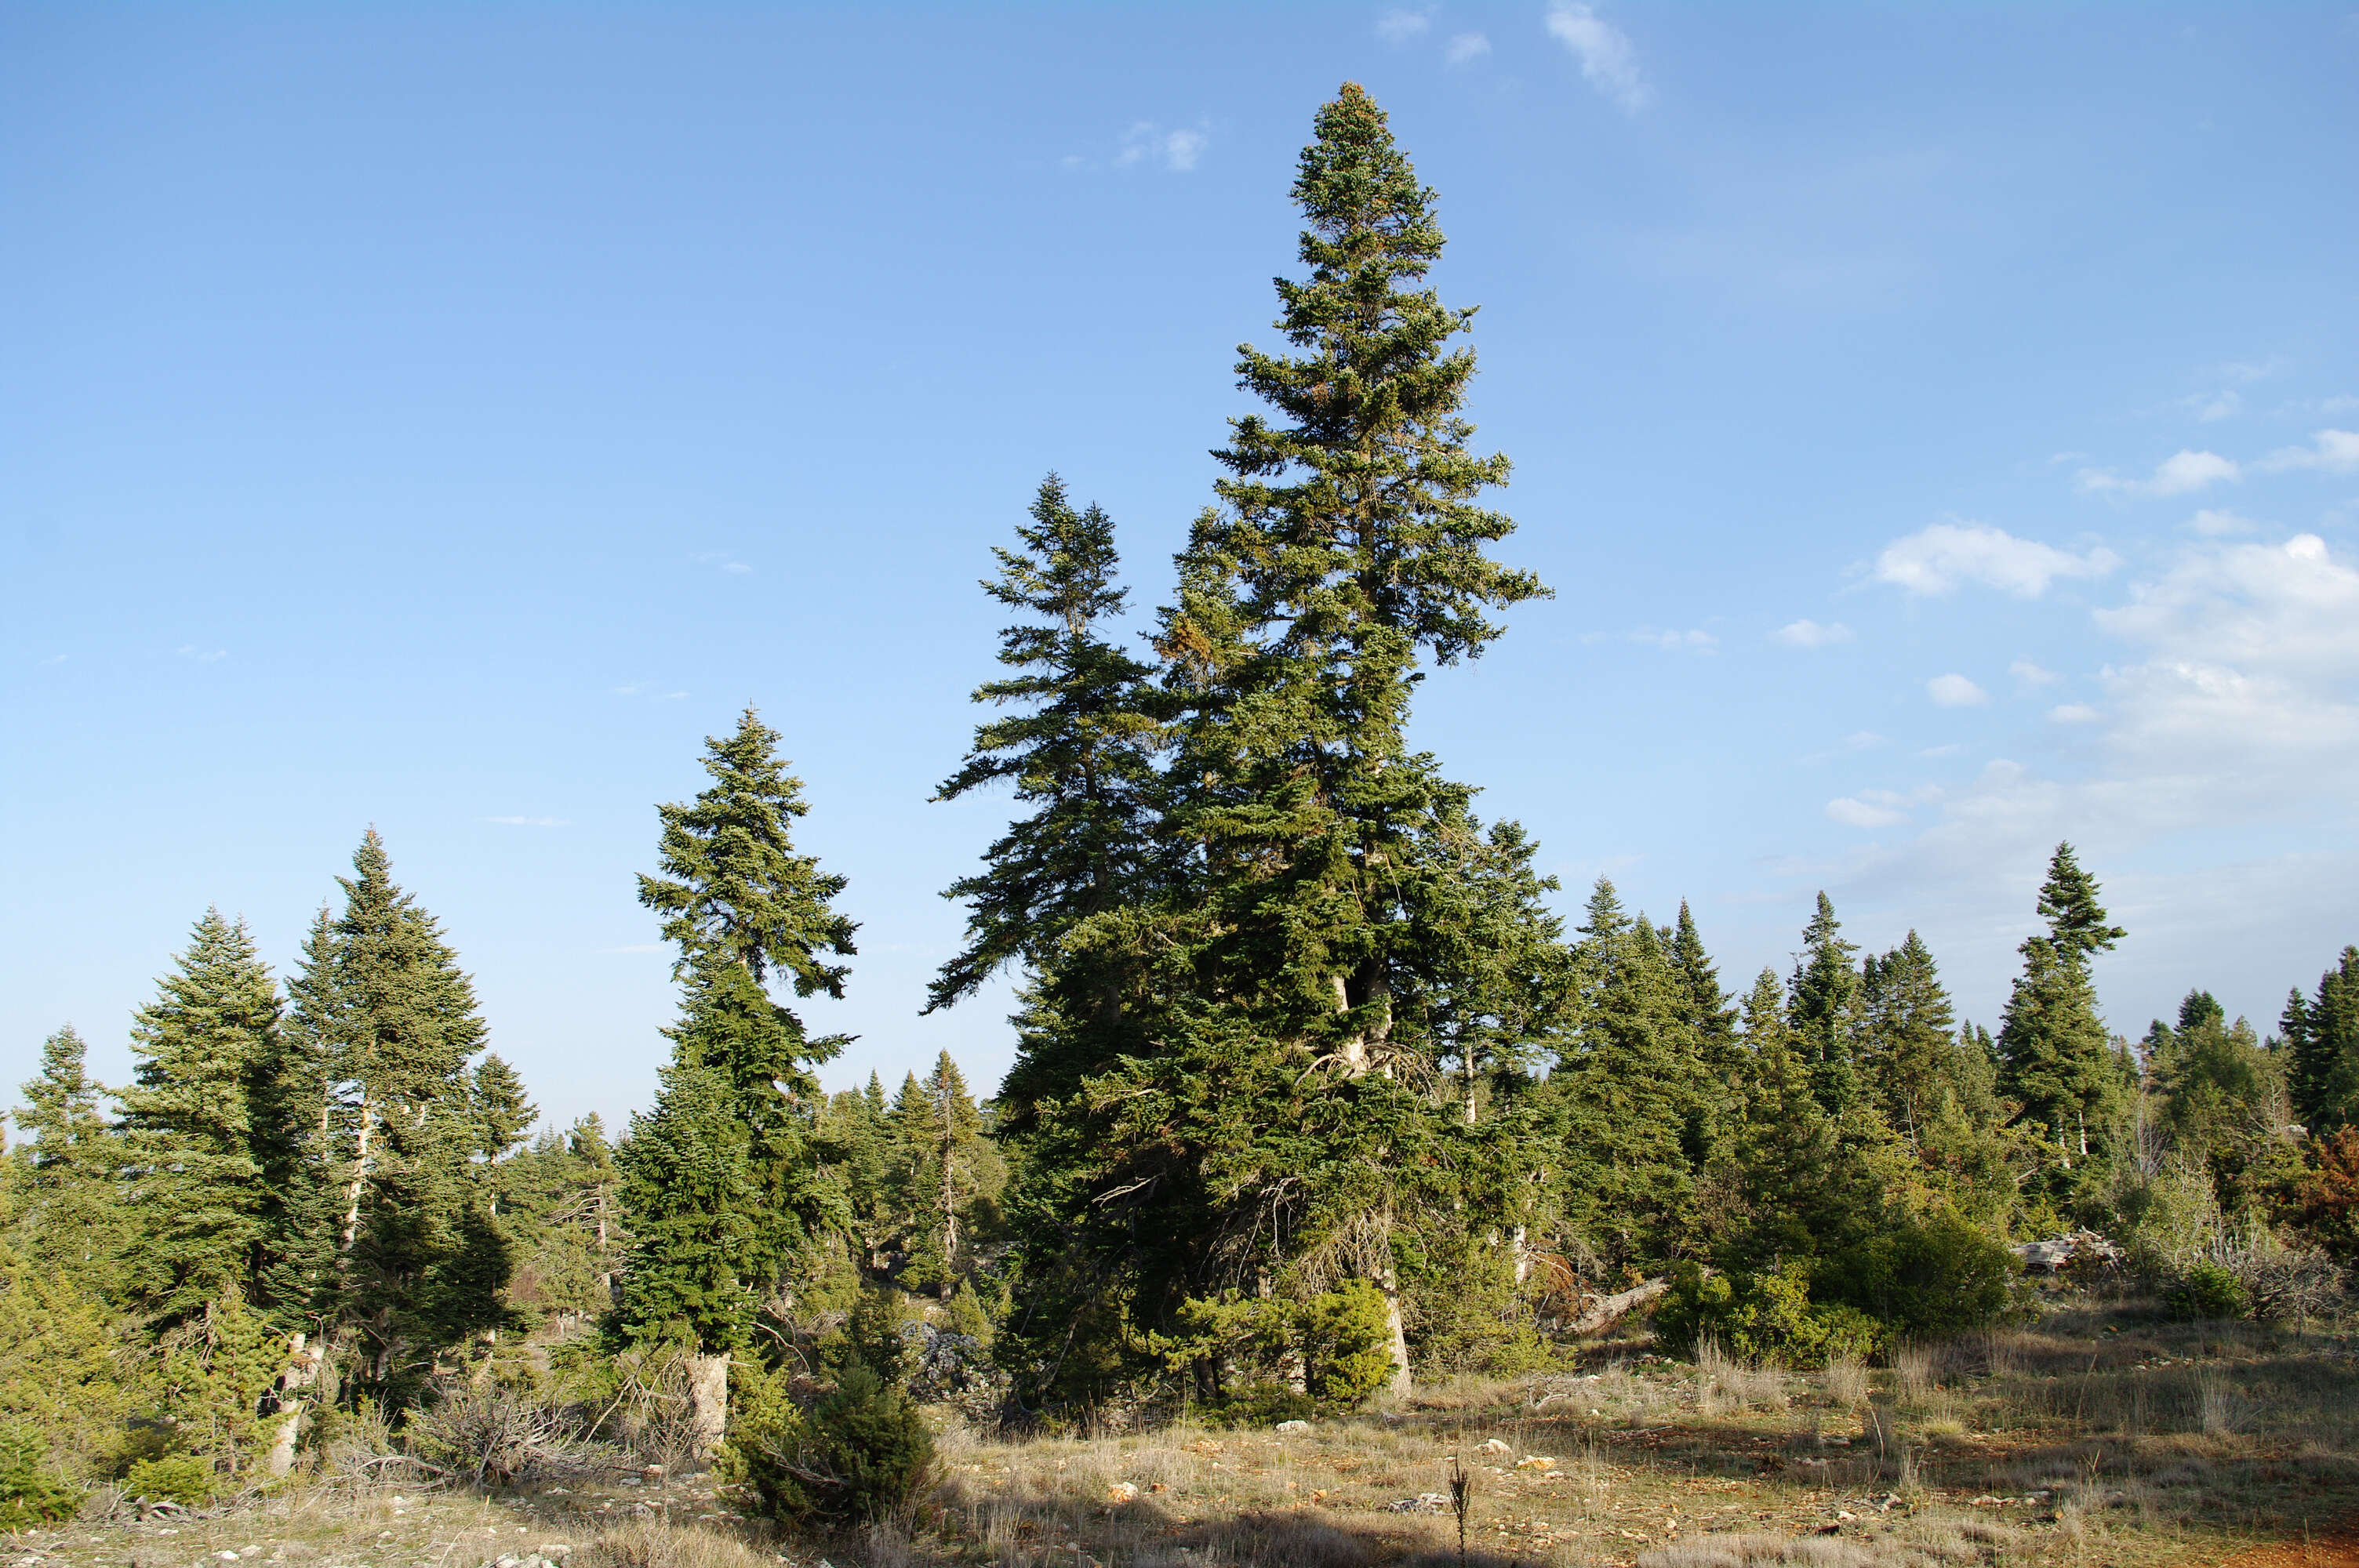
[1274,1420,1311,1434]
[1479,1438,1512,1454]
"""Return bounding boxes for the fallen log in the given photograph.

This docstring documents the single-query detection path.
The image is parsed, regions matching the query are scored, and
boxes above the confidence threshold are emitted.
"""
[1565,1276,1672,1335]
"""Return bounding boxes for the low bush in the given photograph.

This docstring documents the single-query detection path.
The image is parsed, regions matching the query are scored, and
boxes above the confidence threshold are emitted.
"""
[1150,1281,1398,1414]
[1653,1265,1882,1368]
[1817,1208,2014,1338]
[123,1454,213,1506]
[2165,1260,2248,1319]
[0,1424,80,1527]
[802,1359,935,1523]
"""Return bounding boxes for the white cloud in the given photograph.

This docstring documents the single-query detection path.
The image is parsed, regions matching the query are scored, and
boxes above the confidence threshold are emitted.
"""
[2048,703,2101,724]
[1826,784,1943,829]
[1827,797,1906,829]
[2179,358,2282,423]
[2255,428,2359,476]
[1927,673,1989,708]
[485,815,570,827]
[1544,2,1649,113]
[175,644,227,662]
[2189,508,2256,536]
[1634,627,1717,652]
[1874,521,2121,597]
[1775,618,1853,648]
[1445,31,1492,64]
[2077,449,2241,497]
[1376,7,1432,44]
[38,654,66,666]
[2008,659,2061,688]
[1118,122,1210,173]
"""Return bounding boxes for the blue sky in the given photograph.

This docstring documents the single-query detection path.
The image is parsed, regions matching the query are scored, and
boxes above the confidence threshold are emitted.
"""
[6,4,2357,1134]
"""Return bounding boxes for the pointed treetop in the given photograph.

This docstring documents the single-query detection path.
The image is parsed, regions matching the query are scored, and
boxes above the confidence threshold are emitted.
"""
[2034,842,2125,965]
[640,706,858,996]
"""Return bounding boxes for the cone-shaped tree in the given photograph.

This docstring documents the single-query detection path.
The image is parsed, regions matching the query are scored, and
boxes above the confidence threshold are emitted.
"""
[1997,843,2127,1197]
[10,1025,124,1284]
[929,474,1160,1016]
[296,830,501,1401]
[2285,947,2359,1131]
[1788,893,1862,1116]
[117,909,282,1325]
[887,1053,1002,1299]
[620,710,855,1368]
[1856,931,1956,1149]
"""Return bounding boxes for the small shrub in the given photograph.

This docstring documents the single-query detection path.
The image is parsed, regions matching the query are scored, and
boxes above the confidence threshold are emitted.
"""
[2166,1261,2249,1320]
[1206,1382,1315,1428]
[1817,1208,2013,1338]
[801,1359,935,1523]
[1653,1264,1882,1368]
[124,1454,213,1506]
[0,1424,79,1527]
[1152,1281,1398,1414]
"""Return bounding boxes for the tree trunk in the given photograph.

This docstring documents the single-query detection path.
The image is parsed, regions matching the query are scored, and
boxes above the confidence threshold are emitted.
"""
[341,1100,375,1251]
[1377,1260,1412,1396]
[264,1332,326,1477]
[686,1351,730,1461]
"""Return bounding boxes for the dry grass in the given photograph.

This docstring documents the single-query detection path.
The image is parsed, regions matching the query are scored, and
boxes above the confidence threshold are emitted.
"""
[589,1521,780,1568]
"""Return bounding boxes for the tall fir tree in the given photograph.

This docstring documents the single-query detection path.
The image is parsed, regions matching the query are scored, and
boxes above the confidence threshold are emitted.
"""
[9,1025,125,1284]
[1548,880,1701,1272]
[929,474,1161,1016]
[295,830,504,1401]
[1788,893,1862,1116]
[620,709,856,1402]
[1997,843,2128,1201]
[994,84,1552,1399]
[1856,931,1957,1149]
[116,909,281,1326]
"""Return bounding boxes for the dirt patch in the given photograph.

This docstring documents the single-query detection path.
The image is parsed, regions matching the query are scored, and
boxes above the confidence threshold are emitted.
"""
[2216,1523,2359,1568]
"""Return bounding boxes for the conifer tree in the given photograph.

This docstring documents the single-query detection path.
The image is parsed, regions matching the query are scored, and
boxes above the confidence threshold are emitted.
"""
[1550,880,1699,1271]
[618,710,855,1454]
[2285,947,2359,1131]
[885,1053,1002,1299]
[1856,931,1956,1149]
[1997,843,2127,1199]
[1788,894,1862,1116]
[295,830,503,1399]
[9,1026,124,1283]
[615,1064,757,1352]
[986,84,1552,1402]
[929,474,1160,1014]
[117,909,281,1325]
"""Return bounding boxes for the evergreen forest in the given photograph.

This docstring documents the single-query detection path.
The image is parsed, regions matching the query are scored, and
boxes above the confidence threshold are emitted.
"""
[8,85,2358,1534]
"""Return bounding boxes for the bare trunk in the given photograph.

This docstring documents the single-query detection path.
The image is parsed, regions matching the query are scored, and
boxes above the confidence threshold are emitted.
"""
[940,1140,958,1301]
[686,1352,729,1461]
[340,1100,375,1251]
[1377,1260,1412,1396]
[264,1332,326,1478]
[1511,1226,1530,1285]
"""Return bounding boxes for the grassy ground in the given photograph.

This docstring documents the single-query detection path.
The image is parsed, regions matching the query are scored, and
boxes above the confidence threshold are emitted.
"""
[10,1294,2355,1568]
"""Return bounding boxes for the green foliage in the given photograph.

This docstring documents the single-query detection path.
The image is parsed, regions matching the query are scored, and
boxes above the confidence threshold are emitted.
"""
[1653,1264,1882,1367]
[800,1360,936,1523]
[613,1064,758,1355]
[143,1291,283,1490]
[623,710,856,1354]
[0,1241,135,1494]
[715,1359,811,1519]
[123,1454,214,1506]
[0,1425,80,1528]
[1816,1208,2013,1339]
[1152,1283,1397,1414]
[844,1285,915,1382]
[1998,844,2129,1201]
[2166,1261,2251,1321]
